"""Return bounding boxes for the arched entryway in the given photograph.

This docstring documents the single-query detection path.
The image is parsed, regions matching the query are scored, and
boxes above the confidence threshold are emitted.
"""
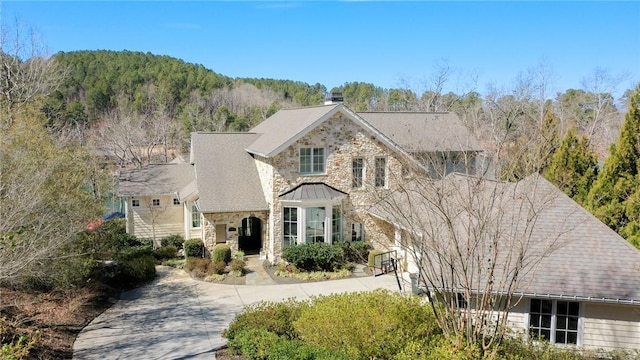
[239,216,261,254]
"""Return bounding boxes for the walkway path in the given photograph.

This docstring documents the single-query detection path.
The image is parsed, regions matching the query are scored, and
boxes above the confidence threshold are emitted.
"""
[73,266,405,360]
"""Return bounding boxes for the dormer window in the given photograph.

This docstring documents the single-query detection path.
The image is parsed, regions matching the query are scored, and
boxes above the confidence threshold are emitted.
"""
[300,147,325,175]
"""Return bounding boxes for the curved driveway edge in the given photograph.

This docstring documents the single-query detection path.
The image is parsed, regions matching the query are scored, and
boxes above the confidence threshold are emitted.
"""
[73,266,404,360]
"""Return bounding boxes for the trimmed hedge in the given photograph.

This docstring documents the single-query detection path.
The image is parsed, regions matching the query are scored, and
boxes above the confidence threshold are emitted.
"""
[184,239,204,258]
[213,244,232,263]
[281,243,345,272]
[160,234,185,249]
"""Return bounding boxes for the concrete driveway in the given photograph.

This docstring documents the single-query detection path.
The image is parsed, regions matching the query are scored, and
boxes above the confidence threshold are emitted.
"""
[73,266,404,360]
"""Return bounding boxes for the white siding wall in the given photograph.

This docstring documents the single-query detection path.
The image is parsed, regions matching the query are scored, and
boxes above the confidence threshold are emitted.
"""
[129,195,184,245]
[582,302,640,350]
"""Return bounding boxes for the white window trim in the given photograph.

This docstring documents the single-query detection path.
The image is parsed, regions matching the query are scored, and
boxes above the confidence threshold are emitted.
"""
[282,201,342,246]
[152,198,161,207]
[131,199,140,207]
[352,157,365,189]
[299,147,327,175]
[526,298,582,346]
[374,156,388,188]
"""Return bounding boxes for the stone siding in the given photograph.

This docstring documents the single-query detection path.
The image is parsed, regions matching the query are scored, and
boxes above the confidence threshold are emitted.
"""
[202,211,269,254]
[265,112,405,259]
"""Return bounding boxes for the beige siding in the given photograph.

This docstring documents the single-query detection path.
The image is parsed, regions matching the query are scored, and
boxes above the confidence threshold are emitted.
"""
[582,303,640,350]
[129,195,184,245]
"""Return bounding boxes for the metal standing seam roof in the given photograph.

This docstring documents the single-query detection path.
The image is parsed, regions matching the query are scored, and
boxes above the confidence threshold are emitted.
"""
[191,132,268,213]
[118,161,195,197]
[279,183,348,202]
[368,173,640,303]
[357,112,483,153]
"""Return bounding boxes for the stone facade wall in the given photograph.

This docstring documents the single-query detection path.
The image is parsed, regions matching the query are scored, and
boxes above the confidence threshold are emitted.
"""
[264,112,404,259]
[202,211,269,254]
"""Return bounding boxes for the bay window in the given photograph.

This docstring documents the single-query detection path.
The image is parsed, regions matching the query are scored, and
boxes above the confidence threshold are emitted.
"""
[282,204,343,247]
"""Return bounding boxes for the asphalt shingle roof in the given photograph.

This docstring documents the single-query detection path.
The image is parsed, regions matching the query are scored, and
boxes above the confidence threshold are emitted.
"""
[368,173,640,303]
[358,112,482,152]
[247,104,341,157]
[191,132,268,213]
[118,161,195,198]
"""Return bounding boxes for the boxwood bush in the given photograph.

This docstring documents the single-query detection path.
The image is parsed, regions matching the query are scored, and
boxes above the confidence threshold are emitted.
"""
[281,243,345,272]
[160,234,185,249]
[184,239,204,258]
[338,241,372,263]
[213,243,232,263]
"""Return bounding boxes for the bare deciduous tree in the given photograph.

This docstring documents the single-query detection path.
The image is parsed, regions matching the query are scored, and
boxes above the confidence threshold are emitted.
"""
[369,164,575,357]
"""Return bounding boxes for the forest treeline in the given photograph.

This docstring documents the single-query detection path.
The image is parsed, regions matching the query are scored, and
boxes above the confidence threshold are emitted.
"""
[2,47,640,250]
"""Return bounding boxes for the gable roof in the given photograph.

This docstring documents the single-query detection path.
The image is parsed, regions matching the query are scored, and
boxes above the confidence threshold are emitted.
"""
[118,160,195,198]
[246,104,413,163]
[191,132,268,213]
[357,112,482,153]
[246,104,342,158]
[368,173,640,304]
[279,182,348,202]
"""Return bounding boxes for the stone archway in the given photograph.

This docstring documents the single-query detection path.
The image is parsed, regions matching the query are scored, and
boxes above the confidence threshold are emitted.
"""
[238,216,262,254]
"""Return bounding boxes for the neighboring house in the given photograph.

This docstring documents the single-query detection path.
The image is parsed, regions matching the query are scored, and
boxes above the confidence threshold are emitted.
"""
[119,157,200,247]
[119,103,481,256]
[368,173,640,350]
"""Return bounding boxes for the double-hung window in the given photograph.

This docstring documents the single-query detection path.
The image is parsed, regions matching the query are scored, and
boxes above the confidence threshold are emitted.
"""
[300,147,325,174]
[132,199,140,207]
[191,205,201,228]
[152,198,161,206]
[352,158,364,188]
[529,299,579,345]
[375,157,387,188]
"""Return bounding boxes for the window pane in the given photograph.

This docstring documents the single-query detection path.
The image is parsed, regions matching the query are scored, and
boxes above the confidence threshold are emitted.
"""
[332,207,342,242]
[541,299,553,314]
[556,331,566,344]
[300,148,311,173]
[540,329,551,341]
[306,207,325,243]
[191,205,200,228]
[375,157,386,187]
[283,207,298,247]
[530,315,540,327]
[313,148,325,173]
[352,158,364,188]
[557,316,567,330]
[541,314,552,329]
[352,223,364,241]
[567,332,577,344]
[530,299,540,312]
[557,301,568,315]
[568,302,579,316]
[568,316,578,331]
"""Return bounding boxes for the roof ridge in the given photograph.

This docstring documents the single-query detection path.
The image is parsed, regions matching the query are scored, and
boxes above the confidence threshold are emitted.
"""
[357,111,451,114]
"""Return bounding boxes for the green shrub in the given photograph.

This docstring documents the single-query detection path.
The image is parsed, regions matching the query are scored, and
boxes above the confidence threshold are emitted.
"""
[184,239,204,258]
[154,245,178,261]
[224,299,309,341]
[162,258,185,268]
[281,243,345,272]
[160,234,185,249]
[235,250,245,258]
[213,244,232,264]
[267,338,350,360]
[230,259,246,273]
[338,242,372,263]
[368,249,384,268]
[293,290,439,359]
[227,328,280,360]
[96,255,156,290]
[211,260,227,275]
[116,245,153,261]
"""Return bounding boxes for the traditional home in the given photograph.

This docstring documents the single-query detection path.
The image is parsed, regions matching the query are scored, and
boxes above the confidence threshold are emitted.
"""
[119,103,481,257]
[368,173,640,350]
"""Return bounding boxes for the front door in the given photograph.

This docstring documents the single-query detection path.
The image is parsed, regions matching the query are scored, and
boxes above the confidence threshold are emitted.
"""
[239,216,261,254]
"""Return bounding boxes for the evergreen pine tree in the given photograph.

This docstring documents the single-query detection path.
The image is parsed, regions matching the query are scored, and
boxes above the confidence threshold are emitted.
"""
[587,83,640,247]
[545,129,598,206]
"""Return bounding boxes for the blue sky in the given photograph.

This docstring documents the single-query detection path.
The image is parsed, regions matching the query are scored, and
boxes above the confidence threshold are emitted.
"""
[3,1,639,97]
